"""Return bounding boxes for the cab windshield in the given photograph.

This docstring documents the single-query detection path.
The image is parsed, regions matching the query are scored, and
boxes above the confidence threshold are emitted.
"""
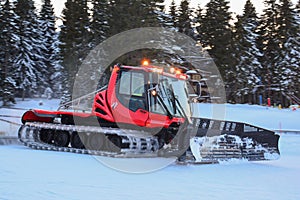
[149,74,191,119]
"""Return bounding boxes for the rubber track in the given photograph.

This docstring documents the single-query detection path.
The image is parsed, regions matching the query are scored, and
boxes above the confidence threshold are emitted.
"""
[18,122,160,158]
[18,122,280,164]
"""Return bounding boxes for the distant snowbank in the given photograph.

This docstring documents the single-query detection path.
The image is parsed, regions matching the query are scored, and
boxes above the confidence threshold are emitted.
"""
[0,99,299,138]
[0,98,61,137]
[192,103,300,131]
[11,98,61,110]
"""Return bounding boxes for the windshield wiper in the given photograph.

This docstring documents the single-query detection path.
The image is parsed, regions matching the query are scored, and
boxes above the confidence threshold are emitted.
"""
[148,85,174,119]
[175,97,188,120]
[159,81,188,120]
[168,84,189,121]
[156,93,173,119]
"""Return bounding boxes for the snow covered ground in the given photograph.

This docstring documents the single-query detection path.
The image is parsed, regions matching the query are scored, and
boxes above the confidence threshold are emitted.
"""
[1,98,299,137]
[0,133,299,200]
[0,99,300,199]
[0,98,60,136]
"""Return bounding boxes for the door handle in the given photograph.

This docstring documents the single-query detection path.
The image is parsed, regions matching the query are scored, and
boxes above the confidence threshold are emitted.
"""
[139,109,147,114]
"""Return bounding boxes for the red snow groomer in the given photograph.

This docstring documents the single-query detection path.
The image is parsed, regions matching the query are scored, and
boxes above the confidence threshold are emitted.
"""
[19,63,280,163]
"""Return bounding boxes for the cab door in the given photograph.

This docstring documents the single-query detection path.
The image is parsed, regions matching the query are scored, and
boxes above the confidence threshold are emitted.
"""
[111,69,149,127]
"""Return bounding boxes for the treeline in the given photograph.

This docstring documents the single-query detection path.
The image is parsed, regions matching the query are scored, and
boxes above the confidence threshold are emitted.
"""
[0,0,62,105]
[0,0,299,106]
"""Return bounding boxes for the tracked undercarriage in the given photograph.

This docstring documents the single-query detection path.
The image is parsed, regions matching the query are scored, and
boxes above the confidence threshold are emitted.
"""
[18,122,160,158]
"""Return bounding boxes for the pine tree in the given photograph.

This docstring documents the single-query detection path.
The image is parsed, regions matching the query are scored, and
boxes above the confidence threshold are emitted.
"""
[145,0,165,27]
[295,0,300,14]
[257,0,281,103]
[200,0,232,49]
[60,0,91,97]
[107,0,162,36]
[156,0,177,30]
[176,0,194,38]
[168,0,178,29]
[90,0,110,47]
[276,0,300,103]
[295,0,300,99]
[50,33,64,98]
[194,4,204,42]
[13,0,47,100]
[170,0,177,24]
[104,0,168,66]
[233,0,263,104]
[39,0,63,98]
[0,0,18,105]
[199,0,234,100]
[295,1,300,41]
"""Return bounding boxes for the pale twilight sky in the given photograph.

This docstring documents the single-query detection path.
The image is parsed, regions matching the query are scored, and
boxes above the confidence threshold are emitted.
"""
[35,0,299,19]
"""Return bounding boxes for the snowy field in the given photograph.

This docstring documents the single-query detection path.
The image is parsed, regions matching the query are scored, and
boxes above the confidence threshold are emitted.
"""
[0,99,300,199]
[192,103,300,131]
[0,134,300,200]
[1,98,300,137]
[0,98,60,136]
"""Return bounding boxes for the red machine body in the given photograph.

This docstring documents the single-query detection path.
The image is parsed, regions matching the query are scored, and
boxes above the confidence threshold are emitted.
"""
[22,65,188,132]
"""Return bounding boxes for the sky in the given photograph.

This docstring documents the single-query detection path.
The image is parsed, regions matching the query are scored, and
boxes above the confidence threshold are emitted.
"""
[34,0,299,19]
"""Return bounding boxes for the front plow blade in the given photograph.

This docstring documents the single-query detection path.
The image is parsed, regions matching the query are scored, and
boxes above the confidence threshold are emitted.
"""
[188,118,280,163]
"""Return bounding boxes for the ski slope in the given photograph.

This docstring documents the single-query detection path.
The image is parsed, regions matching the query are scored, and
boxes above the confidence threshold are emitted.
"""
[1,99,300,199]
[1,98,300,136]
[0,99,60,137]
[0,133,300,200]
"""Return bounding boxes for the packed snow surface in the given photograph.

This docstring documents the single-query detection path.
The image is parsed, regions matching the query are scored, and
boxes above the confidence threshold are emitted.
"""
[0,134,299,200]
[1,99,299,136]
[1,99,300,199]
[0,98,60,136]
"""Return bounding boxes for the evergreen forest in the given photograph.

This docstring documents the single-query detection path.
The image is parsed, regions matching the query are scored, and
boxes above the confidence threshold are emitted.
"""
[0,0,299,106]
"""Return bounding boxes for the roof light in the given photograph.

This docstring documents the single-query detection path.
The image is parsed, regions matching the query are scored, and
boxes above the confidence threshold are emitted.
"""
[175,69,182,75]
[141,59,150,66]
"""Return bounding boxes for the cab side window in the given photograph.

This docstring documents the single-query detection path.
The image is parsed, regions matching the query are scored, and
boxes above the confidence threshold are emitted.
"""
[118,70,146,112]
[119,71,145,97]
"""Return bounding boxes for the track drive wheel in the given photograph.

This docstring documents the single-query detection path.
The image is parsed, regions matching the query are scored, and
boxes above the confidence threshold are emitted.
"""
[53,131,70,147]
[106,135,122,152]
[71,132,85,149]
[86,133,105,151]
[40,129,54,144]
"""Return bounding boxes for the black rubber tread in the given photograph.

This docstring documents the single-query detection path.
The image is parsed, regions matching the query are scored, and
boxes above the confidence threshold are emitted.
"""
[18,122,280,164]
[18,122,159,157]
